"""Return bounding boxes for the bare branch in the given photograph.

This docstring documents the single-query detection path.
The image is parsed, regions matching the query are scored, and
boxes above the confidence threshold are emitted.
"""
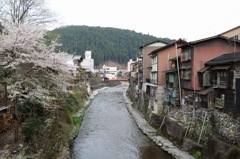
[0,0,56,27]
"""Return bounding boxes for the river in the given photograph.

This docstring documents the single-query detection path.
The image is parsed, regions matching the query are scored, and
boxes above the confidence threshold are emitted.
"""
[72,85,173,159]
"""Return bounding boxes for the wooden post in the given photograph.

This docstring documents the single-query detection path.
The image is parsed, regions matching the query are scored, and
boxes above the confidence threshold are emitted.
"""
[4,82,7,106]
[0,82,7,106]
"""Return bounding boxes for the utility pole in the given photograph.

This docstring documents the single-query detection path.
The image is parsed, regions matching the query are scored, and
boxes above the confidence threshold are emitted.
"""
[193,75,196,121]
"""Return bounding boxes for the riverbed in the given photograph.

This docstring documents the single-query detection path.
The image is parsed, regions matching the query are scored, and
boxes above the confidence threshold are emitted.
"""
[72,86,173,159]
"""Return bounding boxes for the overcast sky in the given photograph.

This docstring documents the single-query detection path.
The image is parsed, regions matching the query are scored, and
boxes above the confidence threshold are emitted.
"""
[46,0,240,41]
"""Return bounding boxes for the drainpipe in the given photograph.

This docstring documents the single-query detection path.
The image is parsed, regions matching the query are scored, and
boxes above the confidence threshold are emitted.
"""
[192,46,196,121]
[193,72,196,121]
[175,43,182,106]
[167,53,169,70]
[138,54,140,91]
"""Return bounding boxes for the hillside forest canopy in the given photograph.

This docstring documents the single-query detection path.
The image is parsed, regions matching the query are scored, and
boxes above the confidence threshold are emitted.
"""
[50,25,175,67]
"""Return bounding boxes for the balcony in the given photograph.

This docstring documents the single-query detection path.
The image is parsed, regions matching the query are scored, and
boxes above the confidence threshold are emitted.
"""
[181,50,191,62]
[181,74,191,80]
[164,88,179,106]
[181,56,191,62]
[150,79,157,84]
[150,87,157,98]
[181,80,192,89]
[212,80,228,88]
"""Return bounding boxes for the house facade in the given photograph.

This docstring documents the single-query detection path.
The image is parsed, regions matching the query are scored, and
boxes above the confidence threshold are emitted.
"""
[147,40,185,114]
[130,60,138,78]
[127,59,136,72]
[178,35,240,107]
[164,56,181,106]
[197,52,240,115]
[102,64,118,79]
[138,40,168,91]
[219,25,240,40]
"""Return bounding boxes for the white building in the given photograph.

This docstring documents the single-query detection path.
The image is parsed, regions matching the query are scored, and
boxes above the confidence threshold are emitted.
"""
[127,58,138,72]
[127,59,133,72]
[81,51,94,70]
[102,65,117,79]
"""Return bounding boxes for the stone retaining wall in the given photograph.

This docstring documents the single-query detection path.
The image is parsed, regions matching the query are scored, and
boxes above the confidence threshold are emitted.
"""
[214,111,240,145]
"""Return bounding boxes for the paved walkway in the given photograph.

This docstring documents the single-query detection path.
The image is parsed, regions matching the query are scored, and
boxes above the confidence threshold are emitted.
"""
[123,90,194,159]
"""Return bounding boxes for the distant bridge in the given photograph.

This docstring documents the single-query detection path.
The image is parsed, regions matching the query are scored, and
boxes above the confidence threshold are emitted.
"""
[103,78,129,82]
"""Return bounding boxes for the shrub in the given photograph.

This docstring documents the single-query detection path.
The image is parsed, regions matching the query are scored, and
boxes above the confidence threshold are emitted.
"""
[193,150,202,159]
[19,97,45,142]
[22,117,45,142]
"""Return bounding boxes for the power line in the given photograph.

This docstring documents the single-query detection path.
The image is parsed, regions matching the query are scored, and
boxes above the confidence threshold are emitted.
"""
[189,8,240,40]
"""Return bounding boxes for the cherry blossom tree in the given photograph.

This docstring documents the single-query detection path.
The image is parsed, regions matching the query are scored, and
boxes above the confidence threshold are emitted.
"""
[0,25,76,110]
[0,1,82,153]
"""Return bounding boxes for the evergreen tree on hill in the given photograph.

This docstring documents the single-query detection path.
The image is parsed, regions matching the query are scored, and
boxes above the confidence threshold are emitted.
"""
[50,25,175,66]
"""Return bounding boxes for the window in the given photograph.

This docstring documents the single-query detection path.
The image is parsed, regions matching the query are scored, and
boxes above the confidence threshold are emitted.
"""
[181,70,191,79]
[181,50,191,61]
[231,35,240,40]
[168,74,174,83]
[170,61,176,69]
[152,56,157,64]
[219,71,227,82]
[181,61,191,69]
[151,72,157,84]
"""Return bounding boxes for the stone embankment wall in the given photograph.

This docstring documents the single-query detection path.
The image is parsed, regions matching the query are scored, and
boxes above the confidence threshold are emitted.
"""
[214,111,240,145]
[128,83,240,159]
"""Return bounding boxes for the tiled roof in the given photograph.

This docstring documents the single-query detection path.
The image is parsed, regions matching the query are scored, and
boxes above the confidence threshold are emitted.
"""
[139,40,169,49]
[198,66,211,73]
[73,55,83,61]
[148,39,186,56]
[218,25,240,35]
[205,52,240,65]
[178,35,240,48]
[210,65,231,70]
[197,87,214,95]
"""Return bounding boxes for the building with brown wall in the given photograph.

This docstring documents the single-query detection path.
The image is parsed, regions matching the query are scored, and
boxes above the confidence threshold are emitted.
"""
[197,52,240,116]
[219,25,240,39]
[139,40,168,86]
[149,39,185,85]
[178,35,240,106]
[147,39,185,113]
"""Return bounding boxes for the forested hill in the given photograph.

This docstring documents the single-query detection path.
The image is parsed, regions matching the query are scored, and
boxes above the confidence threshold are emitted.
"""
[51,25,175,66]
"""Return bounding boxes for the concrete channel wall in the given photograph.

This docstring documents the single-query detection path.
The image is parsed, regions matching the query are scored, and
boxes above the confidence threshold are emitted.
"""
[123,89,195,159]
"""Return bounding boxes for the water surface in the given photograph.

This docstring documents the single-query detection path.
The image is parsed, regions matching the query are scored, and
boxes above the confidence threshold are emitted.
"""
[72,86,173,159]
